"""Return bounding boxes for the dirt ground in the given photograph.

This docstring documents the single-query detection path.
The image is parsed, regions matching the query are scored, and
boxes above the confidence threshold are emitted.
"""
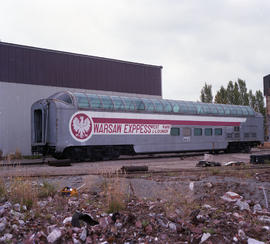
[1,149,270,242]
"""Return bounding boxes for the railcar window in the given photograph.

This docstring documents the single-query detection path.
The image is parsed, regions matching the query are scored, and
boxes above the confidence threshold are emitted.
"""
[151,99,163,112]
[143,99,155,112]
[196,104,204,114]
[223,106,231,115]
[87,94,102,109]
[237,107,243,116]
[247,107,255,116]
[244,133,249,138]
[111,96,125,111]
[251,133,256,137]
[133,98,145,111]
[227,133,233,138]
[161,100,172,113]
[240,106,249,116]
[194,128,202,136]
[234,126,240,132]
[187,103,197,114]
[230,106,238,116]
[170,127,180,136]
[100,95,114,110]
[75,93,90,109]
[183,128,191,136]
[208,104,218,114]
[178,102,188,113]
[234,133,240,138]
[57,93,73,104]
[216,105,225,115]
[122,97,135,111]
[202,104,210,114]
[214,128,222,136]
[205,128,212,136]
[169,101,180,113]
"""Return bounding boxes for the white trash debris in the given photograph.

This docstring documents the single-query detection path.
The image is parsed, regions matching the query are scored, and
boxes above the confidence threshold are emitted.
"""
[221,191,242,202]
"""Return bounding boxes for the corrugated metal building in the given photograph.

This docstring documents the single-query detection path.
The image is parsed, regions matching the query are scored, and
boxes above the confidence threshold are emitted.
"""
[0,42,162,155]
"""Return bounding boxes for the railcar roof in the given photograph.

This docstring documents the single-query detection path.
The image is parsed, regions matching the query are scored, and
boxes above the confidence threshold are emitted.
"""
[49,91,255,117]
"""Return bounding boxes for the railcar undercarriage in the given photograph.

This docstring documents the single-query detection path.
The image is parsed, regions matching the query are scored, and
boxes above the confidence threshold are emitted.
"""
[32,141,262,162]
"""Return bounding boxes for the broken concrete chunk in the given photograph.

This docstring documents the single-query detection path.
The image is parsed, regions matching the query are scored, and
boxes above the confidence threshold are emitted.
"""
[253,204,262,213]
[247,237,265,244]
[80,227,87,242]
[224,161,244,166]
[235,200,250,211]
[221,191,242,202]
[200,233,211,243]
[63,217,72,224]
[258,216,270,224]
[47,228,62,243]
[196,160,221,167]
[71,211,98,228]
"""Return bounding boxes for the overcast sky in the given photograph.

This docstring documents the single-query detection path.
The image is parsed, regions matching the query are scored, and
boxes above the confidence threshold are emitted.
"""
[1,0,269,101]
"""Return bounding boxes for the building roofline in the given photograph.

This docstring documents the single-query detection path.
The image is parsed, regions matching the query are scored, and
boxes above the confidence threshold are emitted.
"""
[0,41,163,69]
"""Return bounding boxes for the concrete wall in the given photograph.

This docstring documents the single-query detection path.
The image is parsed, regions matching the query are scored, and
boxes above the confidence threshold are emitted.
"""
[0,81,161,156]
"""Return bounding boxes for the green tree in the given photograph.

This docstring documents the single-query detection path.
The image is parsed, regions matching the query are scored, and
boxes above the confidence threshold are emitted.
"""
[214,86,228,104]
[248,90,256,108]
[238,79,249,105]
[254,90,265,115]
[200,83,213,103]
[232,82,241,105]
[226,81,235,104]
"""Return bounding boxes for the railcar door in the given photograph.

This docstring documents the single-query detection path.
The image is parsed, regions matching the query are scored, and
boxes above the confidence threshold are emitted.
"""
[31,100,48,147]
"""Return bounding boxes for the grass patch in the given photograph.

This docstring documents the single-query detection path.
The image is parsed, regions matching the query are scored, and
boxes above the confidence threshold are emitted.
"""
[9,177,37,209]
[38,180,57,198]
[102,173,126,213]
[0,178,7,198]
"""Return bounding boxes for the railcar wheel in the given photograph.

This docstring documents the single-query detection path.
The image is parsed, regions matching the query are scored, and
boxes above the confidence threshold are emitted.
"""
[64,147,86,162]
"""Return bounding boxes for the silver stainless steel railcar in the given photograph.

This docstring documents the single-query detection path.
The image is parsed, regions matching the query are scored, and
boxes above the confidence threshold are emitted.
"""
[31,91,264,161]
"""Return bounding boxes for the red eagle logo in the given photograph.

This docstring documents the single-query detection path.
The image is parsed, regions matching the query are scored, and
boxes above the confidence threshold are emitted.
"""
[70,113,92,140]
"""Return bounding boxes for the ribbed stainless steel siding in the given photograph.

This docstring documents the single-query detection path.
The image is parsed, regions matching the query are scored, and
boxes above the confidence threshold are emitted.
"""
[0,42,162,96]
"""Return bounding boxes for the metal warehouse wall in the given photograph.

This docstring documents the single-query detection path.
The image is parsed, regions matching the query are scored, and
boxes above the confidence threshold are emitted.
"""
[0,82,159,156]
[0,42,162,96]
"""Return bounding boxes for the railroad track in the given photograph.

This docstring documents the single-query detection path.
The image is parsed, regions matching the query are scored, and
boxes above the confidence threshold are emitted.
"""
[1,160,270,178]
[0,151,206,167]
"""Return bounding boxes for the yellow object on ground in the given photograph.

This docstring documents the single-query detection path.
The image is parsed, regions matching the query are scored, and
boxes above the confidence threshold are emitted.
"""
[61,187,78,197]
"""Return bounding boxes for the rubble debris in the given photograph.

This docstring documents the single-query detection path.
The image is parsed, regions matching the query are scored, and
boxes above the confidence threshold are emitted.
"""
[196,160,221,167]
[235,199,250,211]
[221,191,242,202]
[61,186,78,197]
[200,233,211,243]
[48,160,72,167]
[258,215,270,224]
[120,165,148,173]
[224,161,245,166]
[250,154,270,164]
[253,204,263,213]
[0,168,270,243]
[71,210,98,227]
[247,237,265,244]
[47,228,62,243]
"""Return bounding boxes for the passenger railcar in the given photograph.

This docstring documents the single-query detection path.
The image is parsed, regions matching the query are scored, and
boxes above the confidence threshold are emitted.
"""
[31,91,264,161]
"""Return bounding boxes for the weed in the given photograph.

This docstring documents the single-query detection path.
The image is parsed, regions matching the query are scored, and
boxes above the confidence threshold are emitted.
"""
[209,167,221,175]
[38,181,57,198]
[23,155,42,160]
[203,227,216,234]
[9,177,37,209]
[0,178,7,198]
[142,219,149,228]
[102,173,126,213]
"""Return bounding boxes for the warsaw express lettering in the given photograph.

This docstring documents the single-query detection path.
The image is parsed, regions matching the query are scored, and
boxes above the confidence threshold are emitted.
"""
[93,123,171,135]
